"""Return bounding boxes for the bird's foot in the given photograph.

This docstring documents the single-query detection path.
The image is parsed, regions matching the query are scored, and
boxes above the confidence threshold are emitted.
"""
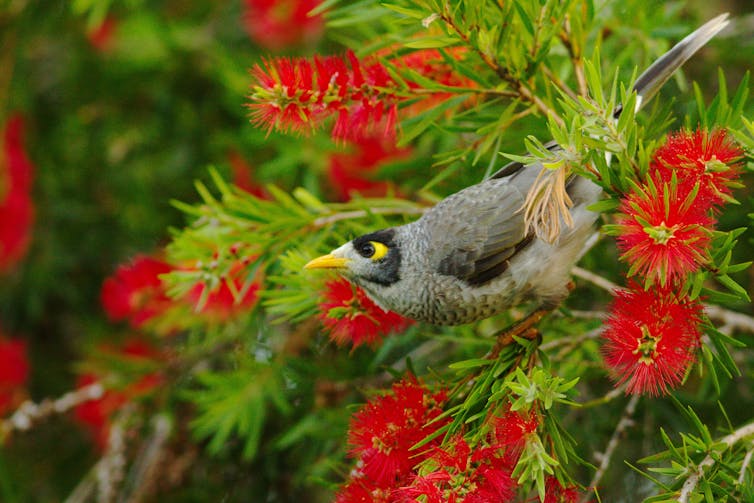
[488,307,550,359]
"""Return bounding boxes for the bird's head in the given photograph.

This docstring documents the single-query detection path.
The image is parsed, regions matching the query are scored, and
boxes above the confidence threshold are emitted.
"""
[304,228,402,288]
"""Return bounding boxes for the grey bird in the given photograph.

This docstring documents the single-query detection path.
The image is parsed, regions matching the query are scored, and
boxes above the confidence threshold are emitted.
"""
[305,15,729,326]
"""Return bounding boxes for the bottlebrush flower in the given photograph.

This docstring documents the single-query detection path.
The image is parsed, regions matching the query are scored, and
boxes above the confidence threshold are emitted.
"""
[319,278,413,347]
[601,285,703,396]
[328,135,410,201]
[86,16,118,52]
[101,255,175,328]
[334,477,396,503]
[227,150,269,199]
[248,50,398,141]
[243,0,323,50]
[74,338,163,449]
[493,408,538,461]
[1,114,34,273]
[185,261,261,320]
[614,175,714,286]
[543,476,580,503]
[0,336,30,415]
[398,434,517,503]
[345,378,448,488]
[652,128,744,208]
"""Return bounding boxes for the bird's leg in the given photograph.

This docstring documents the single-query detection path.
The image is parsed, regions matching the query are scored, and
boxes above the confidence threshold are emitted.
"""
[488,280,576,359]
[489,308,549,357]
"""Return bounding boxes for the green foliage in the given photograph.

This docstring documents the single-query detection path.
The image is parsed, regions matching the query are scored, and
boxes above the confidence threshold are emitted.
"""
[2,0,753,502]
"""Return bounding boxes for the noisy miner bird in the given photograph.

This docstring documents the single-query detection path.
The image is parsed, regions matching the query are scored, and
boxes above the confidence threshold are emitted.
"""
[305,15,729,326]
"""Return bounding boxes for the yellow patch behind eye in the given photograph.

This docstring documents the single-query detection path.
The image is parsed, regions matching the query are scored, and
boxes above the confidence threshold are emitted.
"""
[369,241,389,261]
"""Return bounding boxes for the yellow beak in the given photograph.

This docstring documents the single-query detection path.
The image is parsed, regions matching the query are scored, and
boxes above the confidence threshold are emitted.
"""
[304,254,350,270]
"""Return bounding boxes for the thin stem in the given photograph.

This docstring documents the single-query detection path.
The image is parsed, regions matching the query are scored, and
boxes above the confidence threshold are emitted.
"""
[679,421,754,502]
[438,5,563,124]
[572,267,754,334]
[582,394,640,502]
[580,384,628,408]
[0,382,104,441]
[560,16,588,96]
[311,206,426,228]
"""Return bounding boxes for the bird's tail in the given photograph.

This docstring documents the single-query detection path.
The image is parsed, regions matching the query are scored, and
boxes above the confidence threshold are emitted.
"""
[618,13,729,117]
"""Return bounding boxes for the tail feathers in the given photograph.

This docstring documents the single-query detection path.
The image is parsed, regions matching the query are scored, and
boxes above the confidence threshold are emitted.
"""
[620,13,729,116]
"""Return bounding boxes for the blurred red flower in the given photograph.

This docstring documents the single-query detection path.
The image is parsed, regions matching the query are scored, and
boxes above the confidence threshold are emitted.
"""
[243,0,324,50]
[227,150,269,199]
[652,128,744,209]
[341,378,448,490]
[615,174,714,286]
[601,285,703,396]
[86,16,118,52]
[0,336,30,415]
[73,338,163,449]
[319,278,413,347]
[1,114,34,273]
[185,262,261,320]
[101,255,175,328]
[543,476,580,503]
[328,135,410,201]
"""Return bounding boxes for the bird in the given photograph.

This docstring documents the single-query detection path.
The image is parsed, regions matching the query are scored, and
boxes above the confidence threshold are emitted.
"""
[305,15,730,326]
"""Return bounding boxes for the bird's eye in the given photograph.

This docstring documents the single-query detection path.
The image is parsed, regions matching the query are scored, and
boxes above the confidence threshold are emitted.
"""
[357,241,388,260]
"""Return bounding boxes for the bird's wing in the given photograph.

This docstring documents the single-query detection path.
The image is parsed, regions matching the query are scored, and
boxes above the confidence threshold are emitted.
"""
[429,179,531,286]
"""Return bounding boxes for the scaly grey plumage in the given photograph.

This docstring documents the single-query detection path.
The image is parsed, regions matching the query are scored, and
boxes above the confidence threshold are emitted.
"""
[305,14,729,325]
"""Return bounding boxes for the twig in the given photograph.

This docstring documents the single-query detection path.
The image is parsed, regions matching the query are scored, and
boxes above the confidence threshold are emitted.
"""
[571,266,619,293]
[679,421,754,502]
[540,326,603,352]
[312,206,426,228]
[572,267,754,334]
[582,394,640,502]
[739,447,754,486]
[438,6,564,125]
[120,414,172,503]
[97,406,132,503]
[0,382,104,441]
[542,66,578,101]
[704,305,754,334]
[560,16,588,96]
[580,384,628,408]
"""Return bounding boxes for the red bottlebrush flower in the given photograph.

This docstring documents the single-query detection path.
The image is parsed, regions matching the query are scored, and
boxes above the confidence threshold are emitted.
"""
[86,16,118,52]
[328,135,410,201]
[543,476,580,503]
[652,128,744,208]
[346,378,448,488]
[319,278,413,347]
[334,476,396,503]
[615,175,714,286]
[74,338,163,449]
[227,150,269,199]
[493,408,538,462]
[399,435,517,503]
[248,50,399,141]
[101,255,175,327]
[185,261,261,320]
[601,285,703,396]
[243,0,324,50]
[1,114,34,273]
[0,336,30,415]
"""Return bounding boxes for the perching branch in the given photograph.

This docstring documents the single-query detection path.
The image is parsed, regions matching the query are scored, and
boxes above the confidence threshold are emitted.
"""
[581,394,640,502]
[678,421,754,502]
[0,382,104,441]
